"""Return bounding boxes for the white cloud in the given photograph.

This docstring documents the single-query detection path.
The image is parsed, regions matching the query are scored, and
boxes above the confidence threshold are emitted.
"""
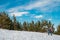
[6,0,60,17]
[10,12,28,16]
[7,0,59,13]
[24,0,51,10]
[7,0,51,12]
[48,18,52,21]
[6,0,51,17]
[7,6,29,17]
[34,15,43,18]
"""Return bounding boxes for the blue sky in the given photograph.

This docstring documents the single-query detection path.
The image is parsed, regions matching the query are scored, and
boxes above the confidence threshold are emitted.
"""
[0,0,60,29]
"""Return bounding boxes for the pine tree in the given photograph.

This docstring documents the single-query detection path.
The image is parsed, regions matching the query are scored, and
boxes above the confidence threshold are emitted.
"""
[29,21,35,31]
[23,21,27,31]
[47,21,52,28]
[0,12,12,29]
[35,21,41,32]
[57,25,60,35]
[40,20,48,32]
[13,14,17,30]
[17,22,22,30]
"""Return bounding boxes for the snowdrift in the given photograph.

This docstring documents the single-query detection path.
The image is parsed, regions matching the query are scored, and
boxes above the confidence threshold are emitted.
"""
[0,29,60,40]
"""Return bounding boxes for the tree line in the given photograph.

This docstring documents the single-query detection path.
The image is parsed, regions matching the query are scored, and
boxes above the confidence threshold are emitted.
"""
[0,12,60,35]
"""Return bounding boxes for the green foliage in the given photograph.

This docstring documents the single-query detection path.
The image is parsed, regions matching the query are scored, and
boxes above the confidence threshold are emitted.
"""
[55,25,60,35]
[0,12,55,33]
[23,21,28,31]
[0,12,12,29]
[47,21,52,28]
[13,15,17,30]
[16,22,22,30]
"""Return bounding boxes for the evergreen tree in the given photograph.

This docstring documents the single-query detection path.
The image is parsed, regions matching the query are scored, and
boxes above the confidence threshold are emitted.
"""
[23,21,27,31]
[0,12,55,33]
[56,25,60,35]
[17,22,22,30]
[13,14,17,30]
[40,20,48,32]
[0,12,12,29]
[35,21,41,32]
[29,21,35,31]
[47,21,52,28]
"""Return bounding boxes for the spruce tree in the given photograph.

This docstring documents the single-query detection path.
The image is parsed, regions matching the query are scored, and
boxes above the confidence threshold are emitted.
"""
[57,25,60,35]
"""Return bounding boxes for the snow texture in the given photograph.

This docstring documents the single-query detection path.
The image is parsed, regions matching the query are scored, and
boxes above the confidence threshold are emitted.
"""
[0,29,60,40]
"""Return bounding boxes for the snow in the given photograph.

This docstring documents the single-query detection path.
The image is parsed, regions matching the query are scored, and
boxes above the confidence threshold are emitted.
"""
[0,29,60,40]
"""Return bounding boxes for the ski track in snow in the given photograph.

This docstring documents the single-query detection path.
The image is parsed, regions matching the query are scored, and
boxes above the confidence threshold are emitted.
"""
[0,29,60,40]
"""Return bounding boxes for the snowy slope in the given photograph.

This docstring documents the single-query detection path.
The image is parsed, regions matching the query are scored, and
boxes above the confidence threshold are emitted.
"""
[0,29,60,40]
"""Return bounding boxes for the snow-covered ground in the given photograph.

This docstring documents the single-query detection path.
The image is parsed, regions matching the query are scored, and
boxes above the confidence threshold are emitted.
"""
[0,29,60,40]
